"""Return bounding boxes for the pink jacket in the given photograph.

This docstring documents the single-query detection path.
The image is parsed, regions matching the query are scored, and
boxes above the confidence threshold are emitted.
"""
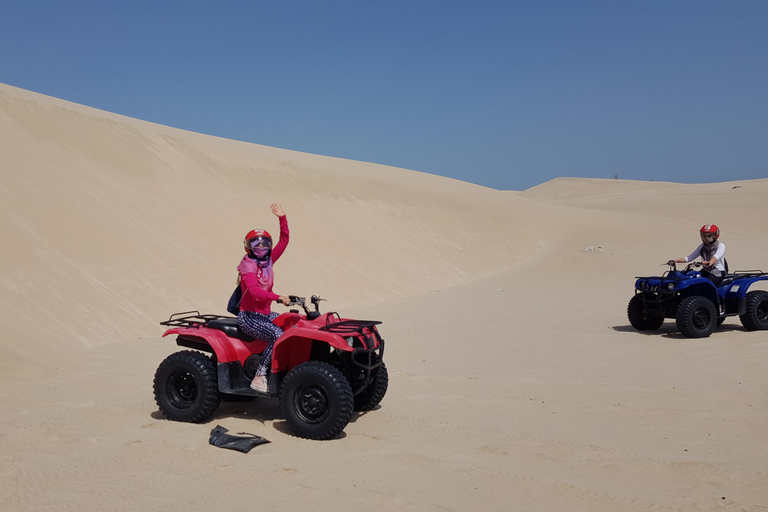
[237,215,289,314]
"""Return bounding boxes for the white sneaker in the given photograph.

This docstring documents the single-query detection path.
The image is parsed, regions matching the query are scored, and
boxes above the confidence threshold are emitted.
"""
[250,375,268,393]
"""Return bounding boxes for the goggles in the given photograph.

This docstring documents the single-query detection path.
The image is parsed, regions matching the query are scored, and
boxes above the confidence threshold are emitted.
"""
[249,237,272,250]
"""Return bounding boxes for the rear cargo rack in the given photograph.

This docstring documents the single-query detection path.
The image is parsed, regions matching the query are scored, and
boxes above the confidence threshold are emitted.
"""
[160,311,231,328]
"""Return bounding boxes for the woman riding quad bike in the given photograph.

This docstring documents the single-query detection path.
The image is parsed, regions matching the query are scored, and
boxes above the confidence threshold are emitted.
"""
[154,295,388,440]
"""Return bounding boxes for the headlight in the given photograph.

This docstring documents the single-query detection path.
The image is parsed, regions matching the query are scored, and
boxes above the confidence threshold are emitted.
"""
[345,336,355,347]
[667,283,675,291]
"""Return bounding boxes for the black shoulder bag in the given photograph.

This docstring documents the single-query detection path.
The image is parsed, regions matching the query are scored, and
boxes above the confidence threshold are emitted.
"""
[227,284,244,315]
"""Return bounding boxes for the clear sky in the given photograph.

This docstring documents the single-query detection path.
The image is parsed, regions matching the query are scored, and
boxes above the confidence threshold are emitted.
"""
[1,1,766,190]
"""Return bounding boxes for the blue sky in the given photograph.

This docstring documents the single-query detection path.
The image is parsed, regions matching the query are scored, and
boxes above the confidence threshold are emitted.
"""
[1,1,766,190]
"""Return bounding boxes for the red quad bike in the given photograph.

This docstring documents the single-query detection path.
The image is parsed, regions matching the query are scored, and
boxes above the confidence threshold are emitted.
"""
[153,296,387,440]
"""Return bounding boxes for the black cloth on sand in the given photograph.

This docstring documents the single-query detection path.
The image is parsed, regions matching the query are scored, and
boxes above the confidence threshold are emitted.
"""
[209,425,270,453]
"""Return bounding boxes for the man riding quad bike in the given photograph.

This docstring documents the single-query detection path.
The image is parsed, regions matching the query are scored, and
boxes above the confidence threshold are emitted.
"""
[628,262,768,338]
[153,295,388,440]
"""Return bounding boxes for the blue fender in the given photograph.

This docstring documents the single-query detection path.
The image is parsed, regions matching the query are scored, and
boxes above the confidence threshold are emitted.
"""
[724,275,768,299]
[673,277,719,304]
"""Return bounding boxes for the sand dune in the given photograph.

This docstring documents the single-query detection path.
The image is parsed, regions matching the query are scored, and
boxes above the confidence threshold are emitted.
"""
[1,83,767,511]
[0,83,547,375]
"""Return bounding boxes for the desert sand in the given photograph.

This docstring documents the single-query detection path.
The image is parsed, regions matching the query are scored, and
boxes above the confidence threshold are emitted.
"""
[1,82,766,511]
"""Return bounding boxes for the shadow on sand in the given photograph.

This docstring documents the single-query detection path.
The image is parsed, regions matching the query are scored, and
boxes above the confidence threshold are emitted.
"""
[612,321,749,339]
[150,397,382,440]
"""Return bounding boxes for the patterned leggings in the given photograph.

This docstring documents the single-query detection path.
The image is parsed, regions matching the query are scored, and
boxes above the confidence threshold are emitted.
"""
[237,311,283,376]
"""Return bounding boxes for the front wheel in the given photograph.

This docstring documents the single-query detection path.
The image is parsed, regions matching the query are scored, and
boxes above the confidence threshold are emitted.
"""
[676,296,717,338]
[740,290,768,331]
[354,362,388,412]
[280,361,354,440]
[627,295,664,331]
[153,350,220,423]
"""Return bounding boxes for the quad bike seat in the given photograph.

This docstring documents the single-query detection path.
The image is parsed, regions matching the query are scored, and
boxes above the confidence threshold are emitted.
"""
[207,317,255,342]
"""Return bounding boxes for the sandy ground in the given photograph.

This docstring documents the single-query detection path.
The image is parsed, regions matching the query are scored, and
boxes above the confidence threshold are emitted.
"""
[1,83,767,511]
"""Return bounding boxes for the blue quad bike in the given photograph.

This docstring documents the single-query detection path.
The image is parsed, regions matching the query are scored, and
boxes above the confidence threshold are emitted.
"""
[628,262,768,338]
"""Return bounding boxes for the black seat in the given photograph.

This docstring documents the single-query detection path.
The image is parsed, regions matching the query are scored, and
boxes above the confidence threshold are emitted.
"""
[718,276,737,288]
[207,318,255,342]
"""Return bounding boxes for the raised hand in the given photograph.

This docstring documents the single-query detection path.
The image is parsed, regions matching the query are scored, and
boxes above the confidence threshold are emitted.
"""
[270,203,285,217]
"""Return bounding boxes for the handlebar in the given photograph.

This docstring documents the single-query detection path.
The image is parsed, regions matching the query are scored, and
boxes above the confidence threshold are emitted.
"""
[282,295,326,319]
[664,261,703,272]
[285,295,305,306]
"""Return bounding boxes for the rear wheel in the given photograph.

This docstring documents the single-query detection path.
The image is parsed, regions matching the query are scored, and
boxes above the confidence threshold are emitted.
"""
[354,362,388,412]
[280,361,353,440]
[154,351,220,423]
[627,295,664,331]
[740,290,768,331]
[676,296,717,338]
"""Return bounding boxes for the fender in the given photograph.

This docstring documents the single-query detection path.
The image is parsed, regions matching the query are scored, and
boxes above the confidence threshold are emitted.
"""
[162,326,267,364]
[727,275,768,299]
[674,278,719,304]
[271,326,353,373]
[273,311,304,331]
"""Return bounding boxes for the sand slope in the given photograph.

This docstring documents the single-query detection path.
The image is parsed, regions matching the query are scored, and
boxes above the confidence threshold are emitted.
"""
[0,82,549,376]
[1,83,767,511]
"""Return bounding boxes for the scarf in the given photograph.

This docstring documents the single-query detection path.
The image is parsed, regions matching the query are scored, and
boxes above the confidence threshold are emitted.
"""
[700,240,719,261]
[700,240,722,276]
[238,253,274,291]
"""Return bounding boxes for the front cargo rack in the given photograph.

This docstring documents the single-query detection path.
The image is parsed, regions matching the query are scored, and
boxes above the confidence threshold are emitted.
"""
[319,319,382,333]
[319,320,384,351]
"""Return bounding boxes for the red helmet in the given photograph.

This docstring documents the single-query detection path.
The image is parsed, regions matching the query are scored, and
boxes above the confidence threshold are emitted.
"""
[244,229,272,253]
[700,224,719,246]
